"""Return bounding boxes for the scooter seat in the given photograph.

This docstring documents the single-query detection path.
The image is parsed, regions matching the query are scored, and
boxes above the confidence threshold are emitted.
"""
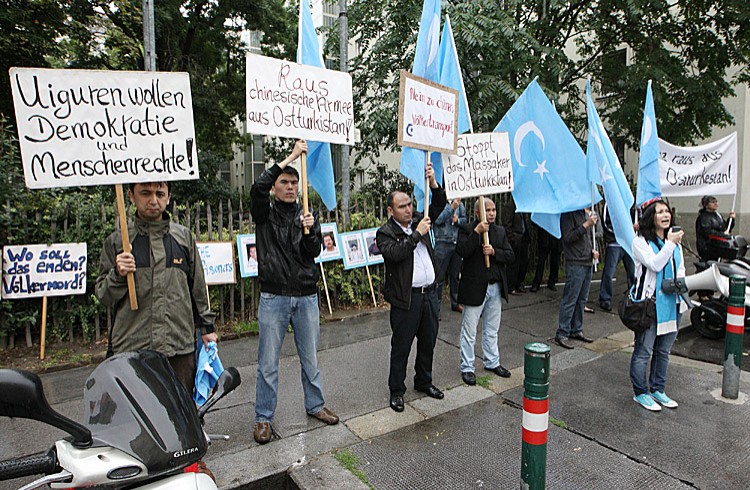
[715,262,750,282]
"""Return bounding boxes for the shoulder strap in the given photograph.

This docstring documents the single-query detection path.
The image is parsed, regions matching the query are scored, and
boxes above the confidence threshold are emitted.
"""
[635,264,648,299]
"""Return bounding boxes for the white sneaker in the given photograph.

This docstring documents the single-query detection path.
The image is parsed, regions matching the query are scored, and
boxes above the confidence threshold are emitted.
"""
[651,391,678,408]
[633,394,662,411]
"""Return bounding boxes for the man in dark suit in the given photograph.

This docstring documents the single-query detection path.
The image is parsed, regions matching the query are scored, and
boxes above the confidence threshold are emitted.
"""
[376,164,446,412]
[455,197,515,385]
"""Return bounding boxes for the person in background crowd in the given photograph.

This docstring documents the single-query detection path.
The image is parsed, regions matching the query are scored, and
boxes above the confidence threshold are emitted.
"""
[695,195,736,261]
[630,198,686,411]
[598,203,637,311]
[434,198,467,313]
[455,197,514,385]
[501,197,530,295]
[555,208,599,349]
[376,165,447,413]
[250,140,338,445]
[529,224,561,292]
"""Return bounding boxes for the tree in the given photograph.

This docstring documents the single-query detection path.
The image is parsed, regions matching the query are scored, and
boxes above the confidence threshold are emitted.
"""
[342,0,749,170]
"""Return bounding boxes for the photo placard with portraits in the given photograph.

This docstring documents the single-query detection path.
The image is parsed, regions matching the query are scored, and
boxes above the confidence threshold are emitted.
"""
[361,227,384,265]
[316,222,343,263]
[339,231,367,270]
[236,234,258,278]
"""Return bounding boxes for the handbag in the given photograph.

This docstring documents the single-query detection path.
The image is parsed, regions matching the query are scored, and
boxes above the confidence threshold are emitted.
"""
[617,266,655,333]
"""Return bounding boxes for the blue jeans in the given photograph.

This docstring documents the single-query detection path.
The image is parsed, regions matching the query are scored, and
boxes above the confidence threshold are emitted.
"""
[598,245,636,306]
[255,293,324,422]
[435,242,461,309]
[460,283,502,372]
[629,314,681,396]
[556,264,592,339]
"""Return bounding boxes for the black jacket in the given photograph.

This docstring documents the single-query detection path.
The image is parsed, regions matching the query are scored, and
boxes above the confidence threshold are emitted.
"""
[376,187,447,310]
[560,210,594,266]
[501,199,530,248]
[695,209,733,259]
[456,221,515,306]
[250,164,322,296]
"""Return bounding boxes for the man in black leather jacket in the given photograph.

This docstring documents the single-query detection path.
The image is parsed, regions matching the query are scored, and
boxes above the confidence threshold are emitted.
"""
[695,195,735,261]
[376,165,446,413]
[250,140,338,444]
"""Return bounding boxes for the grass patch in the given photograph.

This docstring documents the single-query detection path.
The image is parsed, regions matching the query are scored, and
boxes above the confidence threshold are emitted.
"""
[232,320,259,335]
[476,374,492,389]
[333,449,373,489]
[550,417,567,429]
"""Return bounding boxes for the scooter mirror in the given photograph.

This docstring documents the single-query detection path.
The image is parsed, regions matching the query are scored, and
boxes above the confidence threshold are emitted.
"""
[198,367,241,419]
[0,369,92,447]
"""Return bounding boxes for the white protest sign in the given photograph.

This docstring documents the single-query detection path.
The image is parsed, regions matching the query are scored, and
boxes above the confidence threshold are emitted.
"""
[10,67,199,189]
[443,132,513,200]
[197,242,236,285]
[245,54,355,145]
[2,243,87,299]
[659,132,737,197]
[397,70,458,154]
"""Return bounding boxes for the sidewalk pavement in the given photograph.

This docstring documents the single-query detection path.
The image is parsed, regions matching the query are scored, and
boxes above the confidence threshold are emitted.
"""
[1,276,749,489]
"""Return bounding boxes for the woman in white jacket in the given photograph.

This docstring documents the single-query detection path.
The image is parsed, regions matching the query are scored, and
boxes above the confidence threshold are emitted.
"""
[630,198,686,412]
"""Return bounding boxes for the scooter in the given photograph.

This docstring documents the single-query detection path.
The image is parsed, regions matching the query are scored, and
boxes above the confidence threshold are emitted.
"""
[688,234,750,339]
[0,350,240,489]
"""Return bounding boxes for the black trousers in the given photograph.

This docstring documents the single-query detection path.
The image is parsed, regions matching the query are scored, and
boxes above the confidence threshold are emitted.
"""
[388,289,439,395]
[533,238,561,286]
[169,351,197,396]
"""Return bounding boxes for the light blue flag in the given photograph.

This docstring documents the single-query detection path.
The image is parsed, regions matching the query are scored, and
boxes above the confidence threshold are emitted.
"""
[438,15,472,135]
[401,0,442,210]
[586,80,636,257]
[495,79,598,238]
[297,0,337,210]
[636,80,661,207]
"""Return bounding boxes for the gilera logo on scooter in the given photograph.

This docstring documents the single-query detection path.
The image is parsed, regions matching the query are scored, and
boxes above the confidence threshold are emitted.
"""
[174,447,200,458]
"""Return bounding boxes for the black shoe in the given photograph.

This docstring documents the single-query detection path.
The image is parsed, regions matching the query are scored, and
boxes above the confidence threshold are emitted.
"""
[389,394,404,412]
[599,301,612,312]
[547,283,557,291]
[554,336,574,349]
[485,365,511,378]
[461,371,476,385]
[416,385,444,399]
[571,333,594,343]
[529,284,540,293]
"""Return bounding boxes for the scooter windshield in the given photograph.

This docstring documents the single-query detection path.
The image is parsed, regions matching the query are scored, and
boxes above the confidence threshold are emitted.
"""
[82,351,207,473]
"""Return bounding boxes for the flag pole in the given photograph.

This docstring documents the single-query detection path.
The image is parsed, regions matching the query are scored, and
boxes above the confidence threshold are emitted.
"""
[590,183,598,272]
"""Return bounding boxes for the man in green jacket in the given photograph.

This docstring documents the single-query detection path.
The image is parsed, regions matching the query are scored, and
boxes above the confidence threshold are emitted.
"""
[96,181,216,394]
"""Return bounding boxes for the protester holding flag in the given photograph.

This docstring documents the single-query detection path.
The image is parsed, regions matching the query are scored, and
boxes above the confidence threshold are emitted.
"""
[597,203,637,311]
[434,198,467,313]
[630,198,686,412]
[377,164,446,413]
[555,209,599,349]
[695,195,736,261]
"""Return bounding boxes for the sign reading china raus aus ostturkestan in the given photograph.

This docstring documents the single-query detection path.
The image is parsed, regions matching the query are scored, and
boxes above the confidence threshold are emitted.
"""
[9,67,200,189]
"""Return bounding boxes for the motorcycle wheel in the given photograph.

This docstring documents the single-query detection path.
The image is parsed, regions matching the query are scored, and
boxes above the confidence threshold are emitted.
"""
[690,307,725,339]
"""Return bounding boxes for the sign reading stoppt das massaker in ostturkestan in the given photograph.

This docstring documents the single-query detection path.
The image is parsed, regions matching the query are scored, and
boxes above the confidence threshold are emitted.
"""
[2,243,87,299]
[397,70,459,154]
[443,132,514,200]
[245,54,355,145]
[9,67,200,189]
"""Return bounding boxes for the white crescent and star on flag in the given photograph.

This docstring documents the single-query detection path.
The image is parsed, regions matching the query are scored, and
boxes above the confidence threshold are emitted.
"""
[514,120,550,180]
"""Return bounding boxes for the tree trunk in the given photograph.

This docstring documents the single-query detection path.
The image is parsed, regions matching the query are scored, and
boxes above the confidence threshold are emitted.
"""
[25,322,33,347]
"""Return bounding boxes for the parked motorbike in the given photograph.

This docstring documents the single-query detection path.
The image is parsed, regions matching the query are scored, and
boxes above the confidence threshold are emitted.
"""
[690,234,750,339]
[0,350,240,489]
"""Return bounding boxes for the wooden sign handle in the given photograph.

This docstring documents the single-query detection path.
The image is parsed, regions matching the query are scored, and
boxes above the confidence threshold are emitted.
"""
[301,153,310,235]
[320,262,333,316]
[39,296,47,360]
[365,265,377,307]
[115,184,138,310]
[478,196,490,269]
[424,151,430,217]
